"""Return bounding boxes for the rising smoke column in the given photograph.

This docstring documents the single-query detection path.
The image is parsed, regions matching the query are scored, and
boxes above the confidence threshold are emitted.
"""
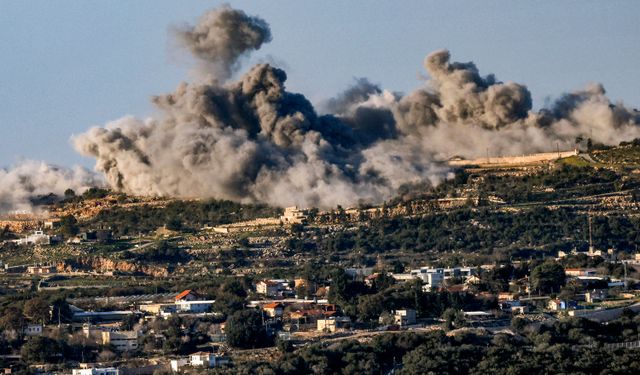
[74,5,640,209]
[0,161,101,214]
[174,5,272,80]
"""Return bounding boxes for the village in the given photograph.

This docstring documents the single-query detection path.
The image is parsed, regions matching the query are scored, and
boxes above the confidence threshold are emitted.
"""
[1,201,640,374]
[2,143,640,373]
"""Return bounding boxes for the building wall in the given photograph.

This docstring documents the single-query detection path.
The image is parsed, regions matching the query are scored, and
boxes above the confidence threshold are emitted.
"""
[449,150,579,166]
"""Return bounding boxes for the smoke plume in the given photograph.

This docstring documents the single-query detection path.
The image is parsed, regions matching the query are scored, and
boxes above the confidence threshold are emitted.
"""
[174,5,271,80]
[0,161,101,214]
[73,6,640,209]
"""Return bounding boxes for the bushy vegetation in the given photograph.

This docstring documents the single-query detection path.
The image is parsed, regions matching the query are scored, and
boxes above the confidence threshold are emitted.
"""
[122,240,189,263]
[212,313,640,374]
[313,206,640,256]
[328,270,496,319]
[87,199,279,236]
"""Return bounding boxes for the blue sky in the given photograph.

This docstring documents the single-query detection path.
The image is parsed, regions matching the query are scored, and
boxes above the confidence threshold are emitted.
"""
[1,1,638,168]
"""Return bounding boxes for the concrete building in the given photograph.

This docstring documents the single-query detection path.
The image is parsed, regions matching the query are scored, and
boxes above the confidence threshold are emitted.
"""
[175,299,215,313]
[139,291,214,315]
[511,305,529,314]
[43,219,61,230]
[408,268,444,291]
[26,265,56,275]
[15,230,50,245]
[190,352,230,368]
[171,353,230,371]
[170,358,189,372]
[175,290,200,302]
[102,330,140,351]
[72,310,137,323]
[548,299,577,311]
[263,302,284,318]
[166,290,212,314]
[586,289,608,303]
[138,303,176,316]
[317,316,351,333]
[256,280,290,297]
[280,206,308,224]
[23,324,42,336]
[72,368,120,375]
[449,149,578,167]
[393,309,417,326]
[565,268,598,277]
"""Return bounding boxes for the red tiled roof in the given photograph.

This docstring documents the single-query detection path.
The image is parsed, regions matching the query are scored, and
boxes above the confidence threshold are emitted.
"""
[263,302,283,309]
[175,289,192,301]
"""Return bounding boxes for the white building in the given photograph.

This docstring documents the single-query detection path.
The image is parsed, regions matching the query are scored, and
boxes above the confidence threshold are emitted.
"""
[102,331,140,351]
[15,230,50,245]
[256,279,290,297]
[175,299,215,313]
[393,309,417,326]
[408,268,444,291]
[23,324,42,336]
[190,352,230,368]
[170,358,189,372]
[172,353,229,371]
[72,368,120,375]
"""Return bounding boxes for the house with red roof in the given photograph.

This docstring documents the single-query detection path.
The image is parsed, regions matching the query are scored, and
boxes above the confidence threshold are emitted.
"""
[175,290,200,302]
[262,302,284,318]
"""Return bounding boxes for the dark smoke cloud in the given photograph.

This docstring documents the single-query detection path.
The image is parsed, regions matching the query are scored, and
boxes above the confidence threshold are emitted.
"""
[73,6,640,209]
[321,77,382,115]
[174,5,271,80]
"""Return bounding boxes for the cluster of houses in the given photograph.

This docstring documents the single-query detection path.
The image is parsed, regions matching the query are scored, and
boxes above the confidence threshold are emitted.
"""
[138,290,216,317]
[9,227,114,246]
[170,352,230,372]
[13,230,56,245]
[390,266,479,291]
[70,350,230,375]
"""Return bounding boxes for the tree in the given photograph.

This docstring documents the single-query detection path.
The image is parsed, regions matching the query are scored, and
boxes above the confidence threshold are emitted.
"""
[120,313,139,331]
[213,293,245,317]
[357,294,385,322]
[0,307,25,332]
[20,336,62,363]
[81,187,109,200]
[63,188,76,200]
[328,268,350,306]
[165,216,182,231]
[442,308,466,331]
[225,309,270,349]
[59,215,79,237]
[531,261,566,294]
[97,349,116,362]
[276,338,294,353]
[220,279,247,298]
[23,297,50,324]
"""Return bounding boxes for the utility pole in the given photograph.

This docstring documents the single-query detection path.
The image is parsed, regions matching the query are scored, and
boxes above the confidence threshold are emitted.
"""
[588,211,594,254]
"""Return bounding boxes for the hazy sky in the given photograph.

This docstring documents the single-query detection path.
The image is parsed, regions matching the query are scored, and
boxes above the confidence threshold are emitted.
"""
[1,1,638,168]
